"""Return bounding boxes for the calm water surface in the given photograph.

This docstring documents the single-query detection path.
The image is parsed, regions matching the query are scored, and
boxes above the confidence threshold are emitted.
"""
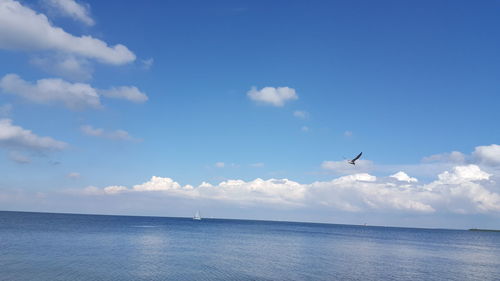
[1,211,499,281]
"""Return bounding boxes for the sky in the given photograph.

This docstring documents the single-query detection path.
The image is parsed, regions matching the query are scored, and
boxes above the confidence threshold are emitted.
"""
[1,0,500,229]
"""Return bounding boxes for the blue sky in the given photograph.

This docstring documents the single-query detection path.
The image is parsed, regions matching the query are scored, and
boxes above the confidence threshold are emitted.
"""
[1,0,500,228]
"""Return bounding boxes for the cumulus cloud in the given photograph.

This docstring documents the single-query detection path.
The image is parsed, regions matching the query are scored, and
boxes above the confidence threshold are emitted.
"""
[98,86,148,103]
[309,173,433,213]
[0,118,67,152]
[81,164,500,214]
[81,125,137,141]
[436,165,490,184]
[425,165,499,213]
[247,86,298,107]
[95,177,305,206]
[390,171,418,183]
[0,0,134,64]
[132,176,184,192]
[0,74,148,110]
[44,0,94,26]
[215,162,225,168]
[473,144,500,166]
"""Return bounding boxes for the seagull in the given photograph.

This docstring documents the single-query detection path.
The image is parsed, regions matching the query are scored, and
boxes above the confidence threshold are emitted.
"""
[348,152,362,165]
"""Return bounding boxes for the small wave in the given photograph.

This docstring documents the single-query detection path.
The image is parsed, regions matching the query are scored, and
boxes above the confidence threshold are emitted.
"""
[130,225,160,228]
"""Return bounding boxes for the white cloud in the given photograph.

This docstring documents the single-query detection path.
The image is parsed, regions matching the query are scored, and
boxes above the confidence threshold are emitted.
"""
[247,86,298,107]
[0,0,134,65]
[98,86,148,103]
[215,162,225,168]
[67,172,80,179]
[419,144,500,168]
[436,165,490,184]
[80,125,102,136]
[473,144,500,166]
[8,151,31,164]
[82,164,500,214]
[0,74,148,110]
[81,125,137,141]
[317,145,500,181]
[422,151,466,164]
[82,186,101,195]
[0,103,12,116]
[96,177,306,206]
[344,131,353,137]
[293,110,308,119]
[425,165,499,213]
[310,173,433,213]
[250,162,264,168]
[0,74,101,110]
[103,185,128,194]
[44,0,94,26]
[0,118,67,152]
[30,55,93,81]
[132,176,183,192]
[390,171,418,183]
[141,58,154,70]
[301,126,310,132]
[335,173,377,182]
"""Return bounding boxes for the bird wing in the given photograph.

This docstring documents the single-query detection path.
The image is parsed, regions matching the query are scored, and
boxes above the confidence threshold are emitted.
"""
[352,152,362,161]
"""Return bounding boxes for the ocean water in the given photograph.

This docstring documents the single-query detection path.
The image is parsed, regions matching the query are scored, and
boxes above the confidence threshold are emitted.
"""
[1,211,499,281]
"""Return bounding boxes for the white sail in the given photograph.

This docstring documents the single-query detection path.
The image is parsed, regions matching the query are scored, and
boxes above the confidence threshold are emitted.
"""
[193,211,201,220]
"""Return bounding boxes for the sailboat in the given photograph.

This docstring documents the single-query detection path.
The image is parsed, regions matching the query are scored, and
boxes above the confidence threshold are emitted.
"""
[193,211,201,221]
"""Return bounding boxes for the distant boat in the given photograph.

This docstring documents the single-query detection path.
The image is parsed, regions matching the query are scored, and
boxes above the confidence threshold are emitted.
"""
[193,211,201,221]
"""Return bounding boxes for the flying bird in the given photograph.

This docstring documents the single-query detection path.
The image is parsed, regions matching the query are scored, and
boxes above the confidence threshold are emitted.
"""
[348,152,362,165]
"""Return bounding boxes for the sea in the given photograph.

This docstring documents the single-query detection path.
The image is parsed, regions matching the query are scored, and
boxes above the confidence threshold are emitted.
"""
[1,211,499,281]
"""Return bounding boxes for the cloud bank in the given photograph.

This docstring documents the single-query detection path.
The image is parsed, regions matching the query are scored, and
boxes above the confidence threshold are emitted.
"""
[80,164,500,215]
